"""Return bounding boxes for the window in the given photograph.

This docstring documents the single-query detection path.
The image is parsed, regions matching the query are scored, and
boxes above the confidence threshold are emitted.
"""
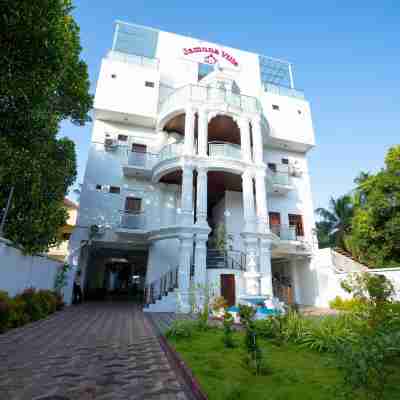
[297,109,302,115]
[125,197,142,214]
[131,143,147,153]
[269,212,281,227]
[267,163,277,173]
[289,214,304,237]
[198,63,214,81]
[111,74,117,79]
[95,184,102,191]
[281,158,289,165]
[62,232,71,241]
[109,186,120,194]
[118,134,128,142]
[145,81,155,88]
[272,104,280,111]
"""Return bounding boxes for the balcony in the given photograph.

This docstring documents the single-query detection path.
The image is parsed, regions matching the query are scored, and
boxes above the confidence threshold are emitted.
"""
[208,142,242,160]
[159,142,183,162]
[120,211,146,230]
[270,225,299,241]
[122,151,159,178]
[263,82,304,100]
[159,84,261,123]
[266,167,293,195]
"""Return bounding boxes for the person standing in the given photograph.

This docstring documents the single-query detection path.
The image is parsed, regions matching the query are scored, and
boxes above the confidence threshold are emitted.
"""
[73,270,83,304]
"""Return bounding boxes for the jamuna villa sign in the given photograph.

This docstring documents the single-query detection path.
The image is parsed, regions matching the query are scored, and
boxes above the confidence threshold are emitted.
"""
[183,46,239,68]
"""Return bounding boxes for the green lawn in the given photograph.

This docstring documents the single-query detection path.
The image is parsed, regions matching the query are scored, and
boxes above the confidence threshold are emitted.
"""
[168,329,400,400]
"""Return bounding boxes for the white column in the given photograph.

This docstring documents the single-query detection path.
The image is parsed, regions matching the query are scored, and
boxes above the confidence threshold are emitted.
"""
[242,234,261,296]
[241,170,256,232]
[255,171,269,234]
[259,238,273,297]
[181,166,194,226]
[251,117,264,164]
[196,167,208,227]
[184,106,196,155]
[178,234,194,313]
[197,108,208,157]
[290,258,302,304]
[239,116,252,162]
[194,233,208,288]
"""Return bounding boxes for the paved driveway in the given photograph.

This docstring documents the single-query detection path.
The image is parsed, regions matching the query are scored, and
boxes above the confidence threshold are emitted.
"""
[0,303,188,400]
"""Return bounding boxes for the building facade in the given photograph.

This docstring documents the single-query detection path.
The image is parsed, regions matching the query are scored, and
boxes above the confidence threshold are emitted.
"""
[68,21,319,311]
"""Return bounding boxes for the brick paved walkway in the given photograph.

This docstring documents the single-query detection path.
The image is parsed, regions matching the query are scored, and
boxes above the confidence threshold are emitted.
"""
[0,303,189,400]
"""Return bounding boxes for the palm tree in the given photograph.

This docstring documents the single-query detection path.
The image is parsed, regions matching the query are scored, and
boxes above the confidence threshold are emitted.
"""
[315,195,354,250]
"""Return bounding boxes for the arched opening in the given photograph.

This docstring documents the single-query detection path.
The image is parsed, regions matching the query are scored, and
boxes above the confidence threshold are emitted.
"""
[208,115,241,145]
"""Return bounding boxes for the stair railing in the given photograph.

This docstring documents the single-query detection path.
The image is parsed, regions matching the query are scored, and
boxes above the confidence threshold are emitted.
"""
[144,266,179,307]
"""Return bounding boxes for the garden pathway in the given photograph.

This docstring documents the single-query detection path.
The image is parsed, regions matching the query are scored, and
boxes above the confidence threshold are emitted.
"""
[0,303,189,400]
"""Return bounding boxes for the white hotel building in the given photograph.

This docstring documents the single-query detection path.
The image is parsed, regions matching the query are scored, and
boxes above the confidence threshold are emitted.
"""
[69,21,321,311]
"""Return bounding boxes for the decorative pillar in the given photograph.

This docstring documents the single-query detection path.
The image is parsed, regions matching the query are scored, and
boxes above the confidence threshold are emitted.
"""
[239,116,252,162]
[178,234,194,313]
[251,117,264,164]
[242,234,261,296]
[290,257,302,304]
[194,233,208,288]
[196,167,208,227]
[197,108,208,157]
[241,170,256,232]
[184,106,196,156]
[259,238,273,297]
[181,166,194,226]
[255,171,269,234]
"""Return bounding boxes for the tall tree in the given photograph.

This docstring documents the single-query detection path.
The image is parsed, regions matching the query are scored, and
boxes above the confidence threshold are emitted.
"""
[348,146,400,268]
[315,195,354,250]
[0,0,92,254]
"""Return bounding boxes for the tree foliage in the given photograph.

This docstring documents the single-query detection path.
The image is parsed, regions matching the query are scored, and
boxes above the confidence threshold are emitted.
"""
[315,195,354,250]
[315,146,400,268]
[347,146,400,267]
[0,0,92,254]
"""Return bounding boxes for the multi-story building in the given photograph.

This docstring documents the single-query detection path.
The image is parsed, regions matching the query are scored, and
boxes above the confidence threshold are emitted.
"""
[68,21,318,311]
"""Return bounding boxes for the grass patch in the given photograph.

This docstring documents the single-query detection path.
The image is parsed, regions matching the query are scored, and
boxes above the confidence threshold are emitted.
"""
[168,328,400,400]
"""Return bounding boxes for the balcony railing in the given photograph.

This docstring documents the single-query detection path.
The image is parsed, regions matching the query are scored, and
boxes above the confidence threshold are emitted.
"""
[270,224,304,241]
[108,50,159,69]
[264,82,304,99]
[120,211,146,230]
[208,141,242,160]
[159,142,183,162]
[269,171,291,186]
[159,84,261,118]
[127,151,159,169]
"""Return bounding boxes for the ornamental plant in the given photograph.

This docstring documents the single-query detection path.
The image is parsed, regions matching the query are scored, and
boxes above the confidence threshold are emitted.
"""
[222,310,235,348]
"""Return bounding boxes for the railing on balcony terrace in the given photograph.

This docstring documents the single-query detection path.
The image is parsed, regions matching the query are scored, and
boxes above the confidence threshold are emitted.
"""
[159,142,183,162]
[126,151,159,169]
[208,141,242,160]
[159,84,261,117]
[264,82,304,99]
[108,50,159,69]
[120,211,146,230]
[267,165,291,186]
[270,224,304,241]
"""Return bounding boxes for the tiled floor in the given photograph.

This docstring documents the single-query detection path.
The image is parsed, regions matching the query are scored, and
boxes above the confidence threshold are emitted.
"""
[0,303,189,400]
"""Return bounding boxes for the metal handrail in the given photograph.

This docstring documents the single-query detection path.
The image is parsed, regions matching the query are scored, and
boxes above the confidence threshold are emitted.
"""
[144,266,179,306]
[270,224,304,241]
[207,249,246,271]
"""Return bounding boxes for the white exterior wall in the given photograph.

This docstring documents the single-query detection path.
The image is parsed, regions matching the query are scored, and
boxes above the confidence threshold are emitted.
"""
[0,239,62,297]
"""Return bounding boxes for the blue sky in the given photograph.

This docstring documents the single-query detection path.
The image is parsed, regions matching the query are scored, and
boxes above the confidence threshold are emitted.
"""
[63,1,400,209]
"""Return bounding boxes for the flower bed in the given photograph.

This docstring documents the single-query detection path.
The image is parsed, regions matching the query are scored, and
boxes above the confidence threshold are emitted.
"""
[0,288,64,333]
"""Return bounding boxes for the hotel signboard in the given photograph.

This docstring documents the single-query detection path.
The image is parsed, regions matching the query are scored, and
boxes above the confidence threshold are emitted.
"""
[182,44,239,69]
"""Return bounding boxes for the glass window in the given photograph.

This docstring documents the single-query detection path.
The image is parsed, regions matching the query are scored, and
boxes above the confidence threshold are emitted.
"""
[198,63,214,81]
[272,104,280,111]
[125,197,142,214]
[109,186,120,194]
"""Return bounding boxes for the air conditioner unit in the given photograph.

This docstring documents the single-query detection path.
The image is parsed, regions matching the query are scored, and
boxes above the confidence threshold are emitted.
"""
[289,162,302,177]
[104,137,118,150]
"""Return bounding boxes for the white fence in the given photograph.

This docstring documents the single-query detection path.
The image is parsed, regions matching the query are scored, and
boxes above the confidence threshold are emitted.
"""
[0,237,63,297]
[314,248,400,307]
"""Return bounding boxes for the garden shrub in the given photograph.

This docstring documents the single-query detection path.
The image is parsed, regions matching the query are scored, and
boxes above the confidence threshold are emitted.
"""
[165,319,199,339]
[0,291,12,333]
[222,310,235,348]
[329,296,366,312]
[0,288,61,333]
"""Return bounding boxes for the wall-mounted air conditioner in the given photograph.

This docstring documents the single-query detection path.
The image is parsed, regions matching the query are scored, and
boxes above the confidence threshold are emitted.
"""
[104,135,118,151]
[289,160,302,177]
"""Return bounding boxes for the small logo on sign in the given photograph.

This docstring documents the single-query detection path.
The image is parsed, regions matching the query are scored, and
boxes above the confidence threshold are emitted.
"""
[204,54,217,65]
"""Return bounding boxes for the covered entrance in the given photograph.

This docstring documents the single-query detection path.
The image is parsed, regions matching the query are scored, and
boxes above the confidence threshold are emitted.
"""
[272,259,294,305]
[83,244,148,302]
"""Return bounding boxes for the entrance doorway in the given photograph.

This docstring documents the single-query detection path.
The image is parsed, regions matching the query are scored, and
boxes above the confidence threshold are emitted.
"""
[220,274,236,306]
